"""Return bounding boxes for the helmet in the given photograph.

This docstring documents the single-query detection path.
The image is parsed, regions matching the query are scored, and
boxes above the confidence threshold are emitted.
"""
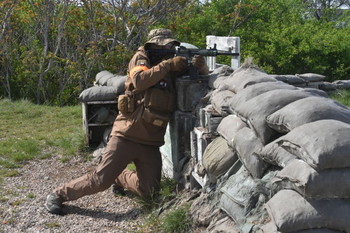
[144,28,180,49]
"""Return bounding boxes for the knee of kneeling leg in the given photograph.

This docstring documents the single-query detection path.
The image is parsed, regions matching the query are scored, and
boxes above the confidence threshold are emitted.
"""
[91,173,114,191]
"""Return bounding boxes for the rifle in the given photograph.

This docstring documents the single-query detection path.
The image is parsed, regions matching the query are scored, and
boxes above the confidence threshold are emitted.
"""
[148,44,239,78]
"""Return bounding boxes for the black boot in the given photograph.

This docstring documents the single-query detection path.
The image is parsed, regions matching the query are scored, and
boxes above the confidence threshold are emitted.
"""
[111,184,126,196]
[45,192,63,214]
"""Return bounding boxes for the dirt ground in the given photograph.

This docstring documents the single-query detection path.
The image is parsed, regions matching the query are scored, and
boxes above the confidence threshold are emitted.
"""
[0,155,147,233]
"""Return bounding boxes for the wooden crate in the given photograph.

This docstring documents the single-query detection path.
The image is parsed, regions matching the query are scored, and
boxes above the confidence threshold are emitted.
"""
[82,100,118,147]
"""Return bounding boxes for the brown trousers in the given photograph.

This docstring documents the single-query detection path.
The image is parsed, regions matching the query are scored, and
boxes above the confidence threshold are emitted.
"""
[55,136,162,201]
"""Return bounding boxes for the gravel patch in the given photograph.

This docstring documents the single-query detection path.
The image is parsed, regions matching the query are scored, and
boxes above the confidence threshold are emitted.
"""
[0,156,146,233]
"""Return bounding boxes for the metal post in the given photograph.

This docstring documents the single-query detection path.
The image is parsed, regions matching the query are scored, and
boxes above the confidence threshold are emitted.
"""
[206,36,240,70]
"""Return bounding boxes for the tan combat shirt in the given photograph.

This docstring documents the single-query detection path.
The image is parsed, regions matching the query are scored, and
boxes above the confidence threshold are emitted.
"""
[111,46,178,146]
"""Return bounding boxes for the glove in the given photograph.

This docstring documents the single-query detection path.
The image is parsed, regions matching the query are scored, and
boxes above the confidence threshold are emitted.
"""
[191,55,209,75]
[191,55,205,69]
[166,56,188,72]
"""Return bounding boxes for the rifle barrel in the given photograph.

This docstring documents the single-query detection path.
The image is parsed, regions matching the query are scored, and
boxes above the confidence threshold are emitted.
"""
[216,50,240,56]
[147,48,239,57]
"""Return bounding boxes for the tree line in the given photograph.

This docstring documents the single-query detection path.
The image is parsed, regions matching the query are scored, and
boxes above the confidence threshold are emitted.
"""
[0,0,349,105]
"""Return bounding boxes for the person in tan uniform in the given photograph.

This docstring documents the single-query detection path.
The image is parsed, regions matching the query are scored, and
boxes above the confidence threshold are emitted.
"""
[45,28,209,214]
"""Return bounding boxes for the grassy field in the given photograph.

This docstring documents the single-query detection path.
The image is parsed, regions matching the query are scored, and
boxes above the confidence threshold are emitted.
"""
[0,98,86,182]
[329,89,350,107]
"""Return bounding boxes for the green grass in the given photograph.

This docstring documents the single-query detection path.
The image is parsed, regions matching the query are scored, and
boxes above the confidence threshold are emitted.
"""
[329,89,350,107]
[136,177,177,212]
[0,98,86,181]
[136,203,193,233]
[45,222,61,228]
[160,205,193,233]
[134,177,195,233]
[26,193,35,199]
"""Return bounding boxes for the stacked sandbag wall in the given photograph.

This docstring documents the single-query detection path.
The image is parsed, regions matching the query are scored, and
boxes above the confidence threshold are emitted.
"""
[189,59,350,233]
[269,73,350,91]
[79,71,126,150]
[79,70,126,103]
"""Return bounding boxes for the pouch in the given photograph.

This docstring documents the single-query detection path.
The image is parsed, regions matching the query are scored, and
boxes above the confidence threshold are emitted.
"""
[118,94,134,114]
[144,88,175,112]
[142,108,170,128]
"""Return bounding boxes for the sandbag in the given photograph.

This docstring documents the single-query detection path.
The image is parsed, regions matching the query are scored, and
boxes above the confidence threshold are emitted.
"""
[266,96,350,133]
[233,89,323,145]
[217,115,246,147]
[229,81,297,111]
[269,74,307,85]
[259,142,297,168]
[220,165,266,225]
[95,70,115,86]
[333,80,350,89]
[103,126,112,145]
[217,68,277,93]
[78,86,119,102]
[293,230,344,233]
[296,73,326,82]
[300,88,328,97]
[206,216,240,233]
[212,75,232,90]
[233,127,268,178]
[190,193,221,227]
[209,65,234,89]
[202,136,238,179]
[95,71,126,95]
[319,82,337,91]
[265,190,350,232]
[259,221,344,233]
[94,107,116,124]
[273,159,350,199]
[271,120,350,170]
[210,89,236,116]
[106,75,126,89]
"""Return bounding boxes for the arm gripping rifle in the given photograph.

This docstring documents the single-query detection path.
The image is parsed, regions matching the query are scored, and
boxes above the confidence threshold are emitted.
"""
[148,44,239,78]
